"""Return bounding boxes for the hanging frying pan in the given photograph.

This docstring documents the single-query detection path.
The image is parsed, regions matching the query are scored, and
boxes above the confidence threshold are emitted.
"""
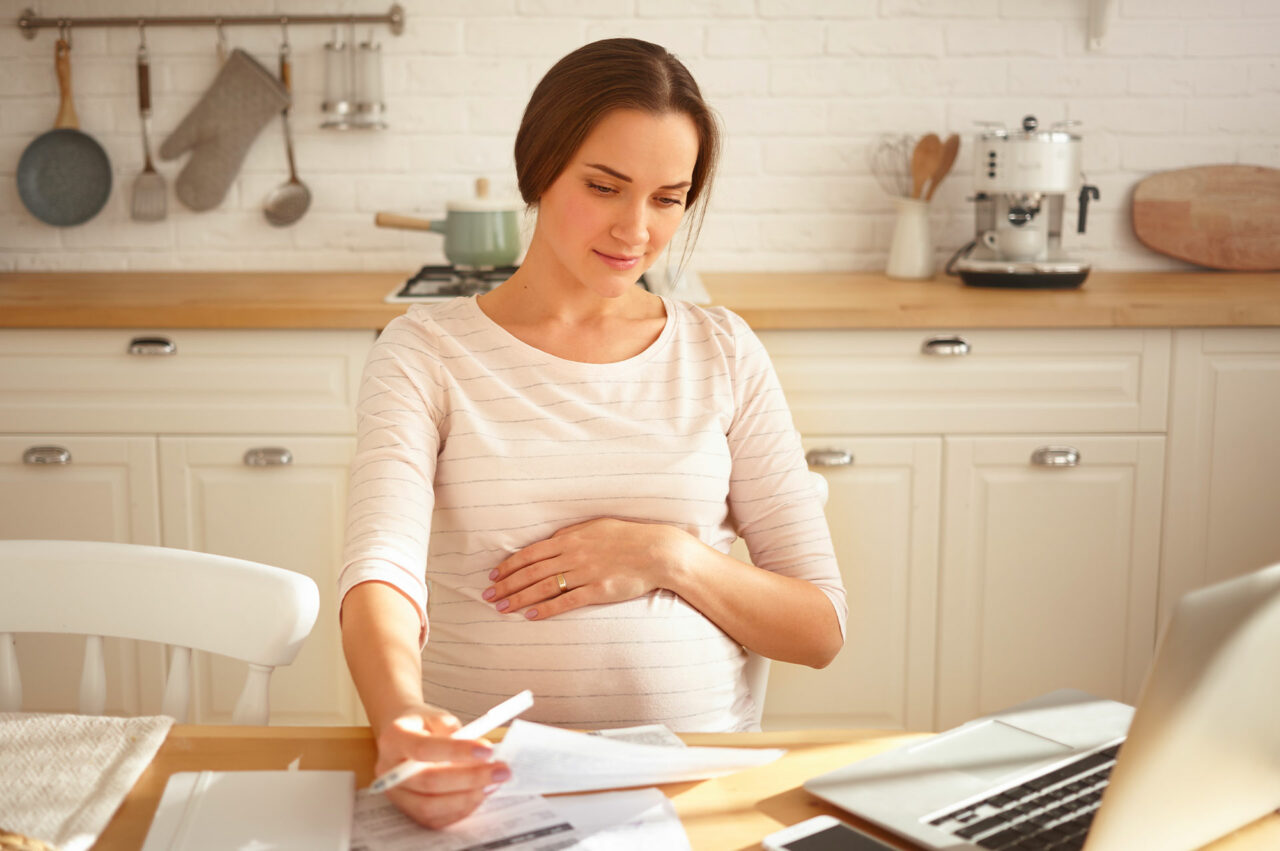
[17,37,112,227]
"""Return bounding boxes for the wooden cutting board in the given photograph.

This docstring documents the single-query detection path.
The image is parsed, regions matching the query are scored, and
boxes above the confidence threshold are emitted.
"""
[1132,165,1280,271]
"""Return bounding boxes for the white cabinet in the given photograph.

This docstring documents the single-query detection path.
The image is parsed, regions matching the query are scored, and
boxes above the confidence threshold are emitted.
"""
[761,436,941,732]
[935,435,1165,729]
[0,329,374,724]
[159,436,359,725]
[0,436,161,714]
[756,328,1172,732]
[1160,329,1280,628]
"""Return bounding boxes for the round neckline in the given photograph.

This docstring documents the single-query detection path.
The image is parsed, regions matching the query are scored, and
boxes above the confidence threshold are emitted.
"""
[466,293,675,372]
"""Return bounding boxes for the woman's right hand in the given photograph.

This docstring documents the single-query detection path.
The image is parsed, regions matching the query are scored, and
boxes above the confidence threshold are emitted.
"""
[375,702,512,829]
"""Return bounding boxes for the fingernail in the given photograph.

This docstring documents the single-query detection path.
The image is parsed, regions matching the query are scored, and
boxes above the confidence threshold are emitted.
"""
[496,599,509,612]
[491,767,512,782]
[473,745,494,760]
[489,568,499,580]
[524,608,538,620]
[482,587,496,601]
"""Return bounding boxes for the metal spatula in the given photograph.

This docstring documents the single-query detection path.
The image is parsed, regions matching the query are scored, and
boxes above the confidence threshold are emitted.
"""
[130,30,167,222]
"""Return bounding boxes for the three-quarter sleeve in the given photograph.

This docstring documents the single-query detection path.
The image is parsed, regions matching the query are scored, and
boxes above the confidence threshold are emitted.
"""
[722,311,848,639]
[338,319,444,647]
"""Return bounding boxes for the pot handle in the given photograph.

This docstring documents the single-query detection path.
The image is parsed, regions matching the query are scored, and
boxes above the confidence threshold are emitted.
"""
[374,212,444,233]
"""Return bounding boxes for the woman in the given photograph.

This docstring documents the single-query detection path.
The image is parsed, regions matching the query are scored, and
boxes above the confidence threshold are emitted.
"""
[339,38,846,829]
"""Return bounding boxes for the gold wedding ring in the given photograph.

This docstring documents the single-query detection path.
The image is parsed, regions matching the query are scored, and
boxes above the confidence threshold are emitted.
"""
[556,573,568,593]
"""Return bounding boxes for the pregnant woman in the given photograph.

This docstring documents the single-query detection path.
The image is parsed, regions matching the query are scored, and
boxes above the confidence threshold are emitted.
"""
[338,37,846,829]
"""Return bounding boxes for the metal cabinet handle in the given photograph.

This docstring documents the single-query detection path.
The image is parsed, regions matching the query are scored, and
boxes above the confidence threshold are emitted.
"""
[23,445,72,465]
[243,447,293,467]
[921,336,971,356]
[1031,446,1081,467]
[127,336,176,355]
[806,448,854,467]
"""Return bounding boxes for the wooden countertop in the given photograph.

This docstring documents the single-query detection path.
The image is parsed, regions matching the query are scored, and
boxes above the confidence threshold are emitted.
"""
[1,270,1278,330]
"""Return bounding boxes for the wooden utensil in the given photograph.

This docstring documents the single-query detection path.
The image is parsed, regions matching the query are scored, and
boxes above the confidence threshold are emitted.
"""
[1132,165,1280,271]
[910,134,941,199]
[924,133,960,201]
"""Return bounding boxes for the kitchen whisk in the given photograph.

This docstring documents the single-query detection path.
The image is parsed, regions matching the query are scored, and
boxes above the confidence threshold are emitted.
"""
[869,133,915,198]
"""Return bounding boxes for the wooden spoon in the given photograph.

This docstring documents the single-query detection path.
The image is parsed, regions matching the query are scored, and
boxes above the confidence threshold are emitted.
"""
[925,133,961,201]
[910,133,942,199]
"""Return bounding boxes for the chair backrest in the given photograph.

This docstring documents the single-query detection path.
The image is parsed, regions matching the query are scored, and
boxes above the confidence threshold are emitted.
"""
[0,540,319,725]
[744,470,831,730]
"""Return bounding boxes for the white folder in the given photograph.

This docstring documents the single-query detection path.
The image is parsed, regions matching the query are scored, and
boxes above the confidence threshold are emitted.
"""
[140,770,354,851]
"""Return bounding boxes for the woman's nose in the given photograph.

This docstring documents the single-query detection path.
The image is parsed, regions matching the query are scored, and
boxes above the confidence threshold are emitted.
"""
[611,201,649,247]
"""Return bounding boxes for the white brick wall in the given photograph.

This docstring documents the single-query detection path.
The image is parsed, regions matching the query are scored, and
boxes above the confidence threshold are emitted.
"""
[1,0,1277,273]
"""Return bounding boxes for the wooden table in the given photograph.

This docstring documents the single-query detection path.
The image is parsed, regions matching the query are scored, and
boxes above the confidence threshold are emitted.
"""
[93,725,1280,850]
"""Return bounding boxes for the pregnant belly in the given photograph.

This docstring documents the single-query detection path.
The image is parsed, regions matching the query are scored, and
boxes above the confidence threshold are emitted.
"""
[420,591,748,730]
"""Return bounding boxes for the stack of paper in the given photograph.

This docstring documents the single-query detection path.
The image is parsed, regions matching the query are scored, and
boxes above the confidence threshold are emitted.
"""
[352,720,784,851]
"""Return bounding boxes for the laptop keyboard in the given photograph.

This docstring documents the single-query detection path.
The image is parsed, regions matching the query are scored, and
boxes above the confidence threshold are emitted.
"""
[925,742,1122,850]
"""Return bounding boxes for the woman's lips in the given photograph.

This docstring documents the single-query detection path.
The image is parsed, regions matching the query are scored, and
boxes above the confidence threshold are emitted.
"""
[593,249,641,271]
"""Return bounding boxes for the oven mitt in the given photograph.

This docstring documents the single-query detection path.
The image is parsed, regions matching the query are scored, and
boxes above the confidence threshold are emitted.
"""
[159,49,289,211]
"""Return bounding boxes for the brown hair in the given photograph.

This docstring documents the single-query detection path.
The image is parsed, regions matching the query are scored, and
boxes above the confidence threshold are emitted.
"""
[514,38,720,247]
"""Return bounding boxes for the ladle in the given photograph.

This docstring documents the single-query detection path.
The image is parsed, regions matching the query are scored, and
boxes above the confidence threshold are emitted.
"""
[264,31,310,227]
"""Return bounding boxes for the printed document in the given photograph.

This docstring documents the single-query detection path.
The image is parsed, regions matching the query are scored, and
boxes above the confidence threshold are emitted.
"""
[494,720,783,796]
[351,788,687,851]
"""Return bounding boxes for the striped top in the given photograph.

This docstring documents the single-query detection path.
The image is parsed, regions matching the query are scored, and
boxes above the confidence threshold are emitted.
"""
[338,295,846,732]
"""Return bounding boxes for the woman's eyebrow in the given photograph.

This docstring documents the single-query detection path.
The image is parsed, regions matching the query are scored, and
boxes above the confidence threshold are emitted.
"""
[584,162,692,190]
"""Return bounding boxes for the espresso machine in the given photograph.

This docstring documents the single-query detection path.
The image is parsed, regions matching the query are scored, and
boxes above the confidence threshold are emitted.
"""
[951,115,1100,289]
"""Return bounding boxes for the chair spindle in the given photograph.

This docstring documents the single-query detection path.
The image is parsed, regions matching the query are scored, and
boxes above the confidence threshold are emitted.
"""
[79,634,107,715]
[0,633,21,711]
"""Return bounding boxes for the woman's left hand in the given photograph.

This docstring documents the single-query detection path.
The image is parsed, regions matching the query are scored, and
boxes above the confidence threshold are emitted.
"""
[483,518,689,620]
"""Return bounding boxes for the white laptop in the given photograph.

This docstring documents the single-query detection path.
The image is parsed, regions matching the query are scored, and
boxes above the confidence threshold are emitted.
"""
[806,561,1280,851]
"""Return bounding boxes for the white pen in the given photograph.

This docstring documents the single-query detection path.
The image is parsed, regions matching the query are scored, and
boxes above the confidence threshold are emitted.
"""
[367,689,534,795]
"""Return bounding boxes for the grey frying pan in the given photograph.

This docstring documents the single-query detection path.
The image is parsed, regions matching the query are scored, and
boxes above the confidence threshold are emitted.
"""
[17,38,112,227]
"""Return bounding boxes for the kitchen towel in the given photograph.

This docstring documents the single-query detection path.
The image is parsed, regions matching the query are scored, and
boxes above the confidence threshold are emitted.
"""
[0,712,173,851]
[159,48,289,211]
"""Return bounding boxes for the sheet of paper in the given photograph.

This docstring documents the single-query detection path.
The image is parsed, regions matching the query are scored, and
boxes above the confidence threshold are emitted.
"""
[588,724,686,748]
[351,793,578,851]
[494,720,784,796]
[547,789,691,851]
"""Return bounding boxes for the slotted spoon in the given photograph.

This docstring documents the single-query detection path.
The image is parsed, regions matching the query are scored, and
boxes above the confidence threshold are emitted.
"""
[130,30,166,222]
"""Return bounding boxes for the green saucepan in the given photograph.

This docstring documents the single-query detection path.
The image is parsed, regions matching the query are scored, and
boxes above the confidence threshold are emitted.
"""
[375,178,523,268]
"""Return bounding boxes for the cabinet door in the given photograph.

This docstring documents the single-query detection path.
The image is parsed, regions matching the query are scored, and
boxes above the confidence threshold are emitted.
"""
[0,435,160,714]
[159,436,359,725]
[936,435,1164,729]
[757,436,941,731]
[1161,329,1280,629]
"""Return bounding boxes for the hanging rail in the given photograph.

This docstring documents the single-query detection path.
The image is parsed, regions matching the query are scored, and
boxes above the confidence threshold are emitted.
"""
[17,4,405,39]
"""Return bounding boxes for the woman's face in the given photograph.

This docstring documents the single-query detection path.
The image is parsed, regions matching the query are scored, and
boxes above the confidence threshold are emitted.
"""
[532,108,700,299]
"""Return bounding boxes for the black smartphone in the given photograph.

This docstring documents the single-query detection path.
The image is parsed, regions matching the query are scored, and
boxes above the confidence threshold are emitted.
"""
[763,815,901,851]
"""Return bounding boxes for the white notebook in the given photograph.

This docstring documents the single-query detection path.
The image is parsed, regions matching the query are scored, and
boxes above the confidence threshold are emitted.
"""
[140,770,355,851]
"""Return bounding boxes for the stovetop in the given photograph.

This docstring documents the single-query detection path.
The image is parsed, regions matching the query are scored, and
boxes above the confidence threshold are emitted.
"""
[385,265,519,302]
[385,264,657,303]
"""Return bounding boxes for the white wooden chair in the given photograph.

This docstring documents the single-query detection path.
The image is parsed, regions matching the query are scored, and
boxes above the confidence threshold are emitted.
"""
[0,540,319,725]
[744,470,831,730]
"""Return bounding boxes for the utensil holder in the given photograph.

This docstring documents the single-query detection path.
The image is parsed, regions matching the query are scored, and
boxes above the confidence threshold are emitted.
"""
[886,197,935,280]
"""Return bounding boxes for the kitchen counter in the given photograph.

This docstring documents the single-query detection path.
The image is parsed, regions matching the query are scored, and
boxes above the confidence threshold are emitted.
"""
[0,270,1277,330]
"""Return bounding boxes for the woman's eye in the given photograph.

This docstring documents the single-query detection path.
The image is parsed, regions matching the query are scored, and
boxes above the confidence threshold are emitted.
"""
[587,182,616,195]
[656,196,685,208]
